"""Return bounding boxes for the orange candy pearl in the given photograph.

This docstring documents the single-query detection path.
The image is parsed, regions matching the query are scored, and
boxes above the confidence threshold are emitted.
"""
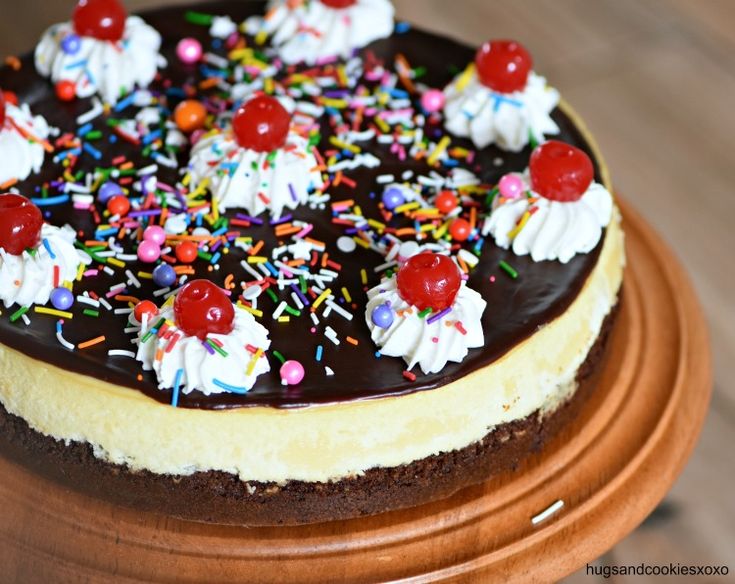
[174,100,207,133]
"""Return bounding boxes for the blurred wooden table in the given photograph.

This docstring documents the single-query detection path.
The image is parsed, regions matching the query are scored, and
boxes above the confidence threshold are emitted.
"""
[1,1,733,581]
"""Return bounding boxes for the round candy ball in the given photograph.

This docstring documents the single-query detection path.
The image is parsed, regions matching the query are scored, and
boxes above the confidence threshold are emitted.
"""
[176,38,203,64]
[134,300,158,323]
[449,218,472,242]
[107,195,130,216]
[381,186,406,211]
[50,287,74,311]
[143,225,166,246]
[174,99,207,133]
[371,304,394,329]
[61,34,82,55]
[175,241,198,264]
[137,240,161,263]
[498,173,524,199]
[152,263,177,287]
[280,360,305,386]
[421,89,445,113]
[435,190,458,214]
[55,80,76,102]
[98,181,122,204]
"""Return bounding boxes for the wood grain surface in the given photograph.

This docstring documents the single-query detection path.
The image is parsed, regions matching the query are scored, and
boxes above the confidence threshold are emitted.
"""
[0,1,731,581]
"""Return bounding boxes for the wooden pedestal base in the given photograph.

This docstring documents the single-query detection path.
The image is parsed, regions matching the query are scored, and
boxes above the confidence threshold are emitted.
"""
[0,199,711,583]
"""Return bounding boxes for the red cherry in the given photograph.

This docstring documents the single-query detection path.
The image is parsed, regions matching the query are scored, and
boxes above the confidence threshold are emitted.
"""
[396,252,461,312]
[320,0,357,8]
[73,0,127,42]
[0,193,43,256]
[435,190,458,214]
[475,40,532,94]
[107,195,130,216]
[0,91,5,128]
[55,80,77,102]
[175,241,198,264]
[2,91,17,106]
[174,279,235,340]
[449,218,471,242]
[529,140,594,202]
[134,300,158,323]
[232,95,290,153]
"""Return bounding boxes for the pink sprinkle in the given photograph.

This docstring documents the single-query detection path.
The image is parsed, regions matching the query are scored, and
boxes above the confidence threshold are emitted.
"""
[432,337,439,343]
[489,275,496,283]
[455,322,467,335]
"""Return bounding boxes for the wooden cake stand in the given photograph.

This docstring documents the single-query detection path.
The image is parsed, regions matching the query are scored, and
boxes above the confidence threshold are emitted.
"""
[0,198,712,583]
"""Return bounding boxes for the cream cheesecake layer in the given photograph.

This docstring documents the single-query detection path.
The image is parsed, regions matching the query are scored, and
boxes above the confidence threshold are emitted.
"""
[0,212,624,484]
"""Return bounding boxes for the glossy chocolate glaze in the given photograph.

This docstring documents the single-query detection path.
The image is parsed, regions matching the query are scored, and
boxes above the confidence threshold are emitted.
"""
[0,1,604,409]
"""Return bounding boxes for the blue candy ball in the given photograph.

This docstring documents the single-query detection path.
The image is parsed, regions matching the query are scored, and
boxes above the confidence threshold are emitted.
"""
[371,304,394,328]
[152,263,177,288]
[50,287,74,311]
[61,34,82,55]
[98,181,123,204]
[381,186,406,211]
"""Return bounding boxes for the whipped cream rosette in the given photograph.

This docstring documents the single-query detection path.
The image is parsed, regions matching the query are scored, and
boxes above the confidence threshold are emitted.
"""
[0,94,52,186]
[187,94,325,218]
[135,280,271,396]
[35,0,164,104]
[483,141,613,263]
[0,194,90,308]
[365,252,486,374]
[444,39,559,151]
[245,0,394,65]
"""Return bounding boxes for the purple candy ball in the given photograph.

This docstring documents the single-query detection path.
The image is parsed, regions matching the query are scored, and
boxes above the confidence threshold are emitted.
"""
[371,303,394,328]
[152,263,177,287]
[98,181,123,204]
[381,186,406,211]
[50,287,74,311]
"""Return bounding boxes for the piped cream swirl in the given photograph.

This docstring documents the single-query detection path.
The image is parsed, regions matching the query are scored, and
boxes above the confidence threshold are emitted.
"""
[483,172,613,263]
[245,0,394,65]
[0,103,51,185]
[444,68,559,152]
[34,16,164,104]
[0,224,90,308]
[365,276,486,374]
[135,304,271,396]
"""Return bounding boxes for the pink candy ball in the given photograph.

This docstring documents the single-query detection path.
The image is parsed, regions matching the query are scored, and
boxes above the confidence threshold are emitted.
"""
[143,225,166,246]
[421,89,445,113]
[137,240,161,263]
[176,38,203,64]
[280,360,305,386]
[498,173,524,199]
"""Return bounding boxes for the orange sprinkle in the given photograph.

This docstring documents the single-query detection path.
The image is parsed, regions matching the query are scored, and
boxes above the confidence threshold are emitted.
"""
[114,295,141,304]
[224,273,235,290]
[249,240,265,256]
[77,336,106,350]
[0,178,18,190]
[346,336,359,346]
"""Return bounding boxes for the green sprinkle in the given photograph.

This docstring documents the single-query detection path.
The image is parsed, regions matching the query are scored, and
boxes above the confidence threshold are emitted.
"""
[85,130,103,140]
[528,128,539,150]
[207,339,228,357]
[185,10,214,25]
[417,307,432,319]
[499,260,519,280]
[299,275,307,294]
[283,305,301,317]
[413,66,427,79]
[266,288,279,303]
[485,186,499,208]
[83,309,100,318]
[272,350,286,364]
[9,306,30,323]
[197,250,213,261]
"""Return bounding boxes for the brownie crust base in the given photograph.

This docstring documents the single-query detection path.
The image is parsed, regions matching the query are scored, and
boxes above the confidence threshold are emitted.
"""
[0,301,620,526]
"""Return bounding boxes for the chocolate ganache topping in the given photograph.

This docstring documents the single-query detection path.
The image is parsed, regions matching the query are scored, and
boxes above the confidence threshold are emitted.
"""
[0,1,604,409]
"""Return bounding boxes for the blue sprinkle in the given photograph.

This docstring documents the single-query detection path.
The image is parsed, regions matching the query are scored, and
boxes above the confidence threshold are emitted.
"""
[77,122,93,136]
[42,238,56,260]
[31,194,70,206]
[113,93,136,113]
[395,21,411,34]
[212,379,249,394]
[171,369,184,407]
[83,142,102,160]
[210,251,221,265]
[315,345,323,362]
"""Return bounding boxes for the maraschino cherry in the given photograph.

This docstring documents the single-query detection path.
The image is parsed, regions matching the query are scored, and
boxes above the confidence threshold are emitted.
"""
[320,0,357,8]
[72,0,127,42]
[232,95,291,153]
[173,280,235,340]
[529,140,594,202]
[396,252,461,312]
[475,40,532,94]
[0,193,44,256]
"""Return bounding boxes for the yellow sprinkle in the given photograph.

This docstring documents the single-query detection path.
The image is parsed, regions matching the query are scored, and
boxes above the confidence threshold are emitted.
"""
[162,296,175,310]
[312,288,331,309]
[76,263,85,281]
[341,287,352,303]
[255,30,268,45]
[329,136,360,153]
[264,77,275,95]
[374,116,390,133]
[354,205,363,217]
[353,237,370,249]
[394,201,420,214]
[34,306,73,319]
[247,256,268,264]
[427,136,451,166]
[360,269,368,285]
[240,304,263,318]
[137,271,154,279]
[455,63,476,92]
[246,348,263,376]
[107,257,125,269]
[367,218,385,232]
[181,173,192,187]
[507,211,532,240]
[277,316,290,323]
[433,223,449,240]
[321,98,348,109]
[420,224,434,233]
